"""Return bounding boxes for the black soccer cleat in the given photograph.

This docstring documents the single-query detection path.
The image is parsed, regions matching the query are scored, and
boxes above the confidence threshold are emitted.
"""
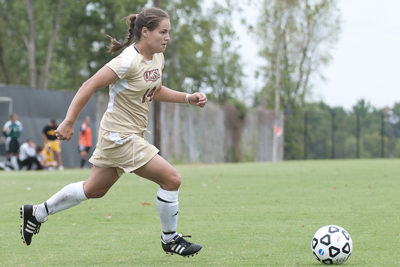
[20,205,42,246]
[161,233,203,257]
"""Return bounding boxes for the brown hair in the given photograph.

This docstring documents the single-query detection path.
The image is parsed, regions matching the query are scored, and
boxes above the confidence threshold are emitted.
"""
[107,7,169,54]
[49,118,58,128]
[36,144,43,154]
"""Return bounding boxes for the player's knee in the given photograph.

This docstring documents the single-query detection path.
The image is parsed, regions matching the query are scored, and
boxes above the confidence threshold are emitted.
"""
[164,168,181,191]
[171,171,182,188]
[85,189,108,199]
[83,182,108,199]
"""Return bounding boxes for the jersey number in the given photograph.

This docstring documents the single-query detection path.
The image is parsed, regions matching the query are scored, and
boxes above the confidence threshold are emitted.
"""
[142,86,157,103]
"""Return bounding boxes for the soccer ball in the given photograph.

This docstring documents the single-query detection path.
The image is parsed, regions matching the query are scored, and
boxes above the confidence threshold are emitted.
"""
[311,225,353,265]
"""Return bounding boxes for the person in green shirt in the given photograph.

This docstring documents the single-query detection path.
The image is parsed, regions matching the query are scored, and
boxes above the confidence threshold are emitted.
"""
[2,113,23,169]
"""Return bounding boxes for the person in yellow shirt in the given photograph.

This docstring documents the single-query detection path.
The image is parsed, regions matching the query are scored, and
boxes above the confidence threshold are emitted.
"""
[20,7,206,257]
[40,143,58,170]
[42,119,63,170]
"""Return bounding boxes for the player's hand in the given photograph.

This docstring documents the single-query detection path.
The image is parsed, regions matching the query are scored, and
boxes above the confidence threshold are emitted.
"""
[189,92,207,108]
[55,120,74,141]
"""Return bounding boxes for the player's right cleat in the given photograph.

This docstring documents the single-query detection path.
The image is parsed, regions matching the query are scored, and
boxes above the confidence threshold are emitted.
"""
[20,205,42,246]
[161,233,203,257]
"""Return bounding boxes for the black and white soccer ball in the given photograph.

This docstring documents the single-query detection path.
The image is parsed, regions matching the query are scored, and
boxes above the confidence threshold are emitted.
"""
[311,225,353,265]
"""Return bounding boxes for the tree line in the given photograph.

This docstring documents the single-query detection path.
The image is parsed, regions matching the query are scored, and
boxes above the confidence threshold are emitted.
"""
[285,100,400,160]
[0,0,243,105]
[1,0,398,160]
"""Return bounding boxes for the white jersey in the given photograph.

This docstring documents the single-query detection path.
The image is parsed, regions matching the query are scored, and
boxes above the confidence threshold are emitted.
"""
[19,142,36,161]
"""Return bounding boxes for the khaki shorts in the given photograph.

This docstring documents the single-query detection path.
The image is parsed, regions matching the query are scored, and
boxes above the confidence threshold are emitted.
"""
[89,127,159,176]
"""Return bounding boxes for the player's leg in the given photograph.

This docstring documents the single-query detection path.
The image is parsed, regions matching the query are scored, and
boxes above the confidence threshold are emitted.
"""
[22,157,34,170]
[133,154,202,257]
[52,141,63,170]
[6,152,12,167]
[6,137,18,169]
[16,155,22,169]
[20,165,120,245]
[32,156,43,170]
[15,140,21,169]
[134,154,180,240]
[5,137,11,166]
[80,149,88,168]
[10,139,21,169]
[54,150,63,170]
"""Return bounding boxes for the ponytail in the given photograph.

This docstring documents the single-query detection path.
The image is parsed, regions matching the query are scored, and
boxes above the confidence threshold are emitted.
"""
[107,14,138,54]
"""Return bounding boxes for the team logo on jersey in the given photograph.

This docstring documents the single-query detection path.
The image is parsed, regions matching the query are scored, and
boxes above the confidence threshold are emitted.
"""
[143,69,161,82]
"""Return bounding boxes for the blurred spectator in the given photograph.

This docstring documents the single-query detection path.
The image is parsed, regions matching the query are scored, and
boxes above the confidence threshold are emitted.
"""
[78,116,92,168]
[42,119,63,170]
[39,143,58,170]
[36,145,44,167]
[19,139,43,170]
[2,113,23,169]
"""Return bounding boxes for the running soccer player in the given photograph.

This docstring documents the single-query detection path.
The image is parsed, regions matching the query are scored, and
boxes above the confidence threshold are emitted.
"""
[20,7,206,257]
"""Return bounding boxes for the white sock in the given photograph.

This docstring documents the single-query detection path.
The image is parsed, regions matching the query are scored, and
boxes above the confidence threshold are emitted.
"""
[156,187,179,242]
[34,181,88,222]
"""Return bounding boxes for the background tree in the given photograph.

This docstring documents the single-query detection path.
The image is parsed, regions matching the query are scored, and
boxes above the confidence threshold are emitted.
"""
[0,0,148,90]
[161,0,212,92]
[52,0,147,90]
[0,0,32,85]
[0,0,64,89]
[203,2,244,105]
[252,0,341,160]
[284,98,396,160]
[352,98,372,116]
[255,0,341,110]
[0,0,244,99]
[388,103,400,151]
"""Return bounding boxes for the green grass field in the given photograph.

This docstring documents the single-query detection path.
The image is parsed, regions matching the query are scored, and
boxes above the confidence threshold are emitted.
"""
[1,159,400,266]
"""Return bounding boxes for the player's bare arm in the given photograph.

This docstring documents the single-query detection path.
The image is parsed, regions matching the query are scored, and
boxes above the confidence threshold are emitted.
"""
[56,66,119,141]
[153,85,207,108]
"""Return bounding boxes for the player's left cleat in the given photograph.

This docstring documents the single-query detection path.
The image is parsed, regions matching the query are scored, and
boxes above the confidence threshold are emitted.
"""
[161,233,203,257]
[20,205,43,246]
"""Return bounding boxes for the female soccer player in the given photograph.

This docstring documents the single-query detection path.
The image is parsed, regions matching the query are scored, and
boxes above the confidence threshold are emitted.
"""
[20,7,206,257]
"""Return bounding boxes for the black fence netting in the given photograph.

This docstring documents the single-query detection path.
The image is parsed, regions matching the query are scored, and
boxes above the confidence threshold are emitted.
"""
[284,110,400,160]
